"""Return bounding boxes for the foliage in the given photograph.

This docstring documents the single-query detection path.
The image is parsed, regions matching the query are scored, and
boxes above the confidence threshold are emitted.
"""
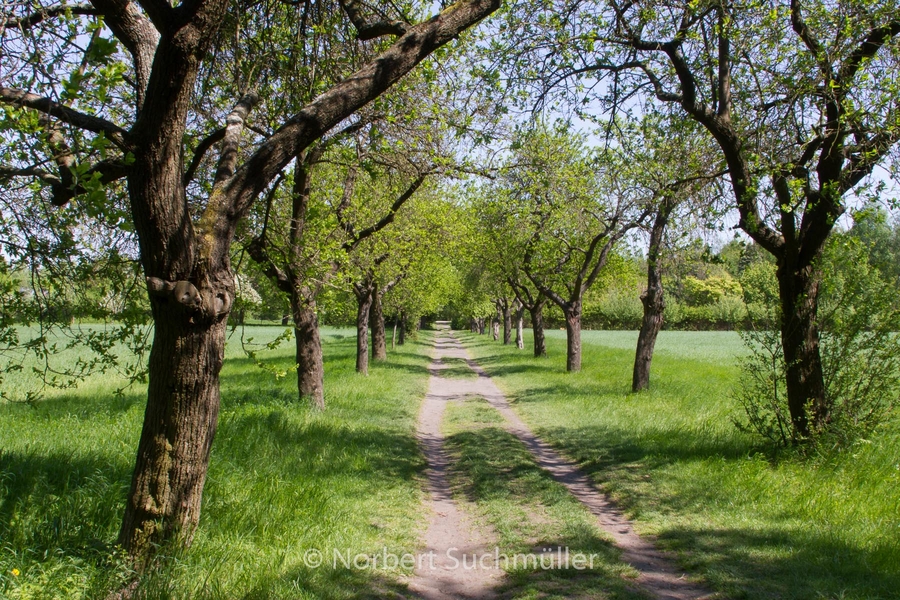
[735,234,900,449]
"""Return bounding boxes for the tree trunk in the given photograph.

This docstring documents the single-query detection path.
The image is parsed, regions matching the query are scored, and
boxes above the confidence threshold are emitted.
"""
[633,202,670,392]
[478,317,485,334]
[292,292,324,409]
[370,286,387,361]
[530,301,546,357]
[492,317,499,341]
[777,257,828,438]
[564,301,582,372]
[633,284,664,392]
[119,302,227,566]
[502,301,512,345]
[356,289,373,375]
[392,317,397,349]
[515,303,524,349]
[398,311,406,345]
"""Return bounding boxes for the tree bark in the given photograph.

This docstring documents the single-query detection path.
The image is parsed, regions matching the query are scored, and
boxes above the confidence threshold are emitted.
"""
[564,301,582,372]
[502,300,512,345]
[292,292,324,409]
[633,201,671,392]
[514,301,524,349]
[398,311,406,345]
[355,287,373,375]
[492,316,499,341]
[530,301,546,357]
[777,256,827,437]
[370,283,387,361]
[119,297,227,566]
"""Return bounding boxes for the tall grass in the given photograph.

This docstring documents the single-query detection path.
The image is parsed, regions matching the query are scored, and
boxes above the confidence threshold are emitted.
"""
[1,327,433,599]
[459,329,900,600]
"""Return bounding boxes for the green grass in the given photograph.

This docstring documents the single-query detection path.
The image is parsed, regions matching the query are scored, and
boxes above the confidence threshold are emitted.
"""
[458,329,900,600]
[442,396,648,600]
[0,327,434,599]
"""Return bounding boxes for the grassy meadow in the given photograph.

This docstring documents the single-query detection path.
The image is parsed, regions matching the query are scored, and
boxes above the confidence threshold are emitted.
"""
[2,324,898,599]
[0,327,434,599]
[457,328,900,600]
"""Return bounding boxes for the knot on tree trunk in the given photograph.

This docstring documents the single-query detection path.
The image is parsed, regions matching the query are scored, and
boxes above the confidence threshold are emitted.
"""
[146,277,233,321]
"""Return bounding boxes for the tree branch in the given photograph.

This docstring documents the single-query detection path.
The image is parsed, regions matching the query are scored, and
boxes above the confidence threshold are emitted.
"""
[224,0,502,226]
[213,92,259,185]
[838,18,900,84]
[4,3,97,29]
[0,86,131,149]
[183,127,226,186]
[337,0,408,40]
[342,172,429,252]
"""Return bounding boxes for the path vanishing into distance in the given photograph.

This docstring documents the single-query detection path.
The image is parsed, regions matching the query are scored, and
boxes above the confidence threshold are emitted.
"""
[407,324,715,600]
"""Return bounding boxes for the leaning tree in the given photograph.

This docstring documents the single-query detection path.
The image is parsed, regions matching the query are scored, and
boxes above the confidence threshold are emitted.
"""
[0,0,501,564]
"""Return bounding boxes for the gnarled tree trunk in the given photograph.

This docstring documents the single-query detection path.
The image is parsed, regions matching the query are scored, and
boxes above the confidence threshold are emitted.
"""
[119,301,228,566]
[502,299,512,344]
[514,301,524,349]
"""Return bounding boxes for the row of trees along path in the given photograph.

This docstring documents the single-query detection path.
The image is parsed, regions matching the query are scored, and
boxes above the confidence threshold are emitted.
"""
[410,323,712,600]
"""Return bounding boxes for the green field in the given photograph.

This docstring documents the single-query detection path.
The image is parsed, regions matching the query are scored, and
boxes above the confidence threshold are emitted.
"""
[0,327,433,599]
[458,329,900,600]
[2,327,898,599]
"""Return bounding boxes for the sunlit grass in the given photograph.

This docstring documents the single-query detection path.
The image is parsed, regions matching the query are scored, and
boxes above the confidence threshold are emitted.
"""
[0,327,433,599]
[458,328,900,600]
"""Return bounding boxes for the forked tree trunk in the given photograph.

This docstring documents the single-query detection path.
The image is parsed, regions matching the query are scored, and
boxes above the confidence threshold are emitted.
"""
[355,289,373,375]
[530,301,546,357]
[292,292,324,409]
[633,202,671,392]
[563,301,582,372]
[370,286,387,361]
[777,256,828,438]
[119,298,228,565]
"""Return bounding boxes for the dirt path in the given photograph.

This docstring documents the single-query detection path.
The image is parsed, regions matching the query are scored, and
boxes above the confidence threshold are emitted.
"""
[407,332,503,599]
[409,325,715,600]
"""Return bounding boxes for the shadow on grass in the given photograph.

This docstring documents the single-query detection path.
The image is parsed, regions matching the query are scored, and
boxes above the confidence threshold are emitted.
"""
[216,407,425,482]
[443,423,649,600]
[658,525,900,600]
[0,449,131,564]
